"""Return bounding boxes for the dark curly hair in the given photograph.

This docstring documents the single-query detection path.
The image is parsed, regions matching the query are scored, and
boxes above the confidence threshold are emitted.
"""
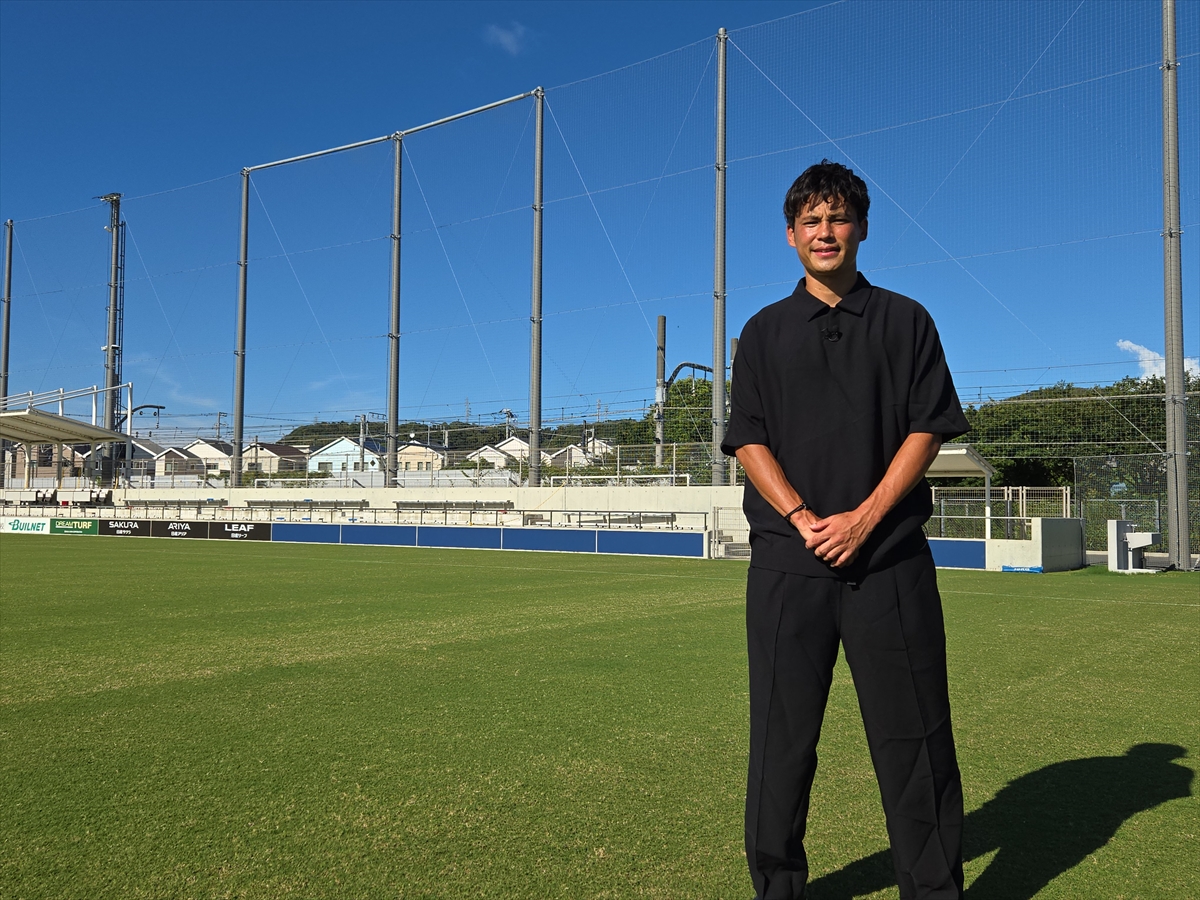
[783,159,870,226]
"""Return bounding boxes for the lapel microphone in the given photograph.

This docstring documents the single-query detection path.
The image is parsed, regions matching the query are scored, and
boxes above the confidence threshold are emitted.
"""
[821,311,842,342]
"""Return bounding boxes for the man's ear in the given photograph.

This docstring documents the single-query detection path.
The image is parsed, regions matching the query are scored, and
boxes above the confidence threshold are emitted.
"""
[786,223,798,248]
[859,218,868,240]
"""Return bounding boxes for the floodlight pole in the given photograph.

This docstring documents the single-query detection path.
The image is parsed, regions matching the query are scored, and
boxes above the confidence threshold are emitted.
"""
[529,87,545,487]
[387,133,402,486]
[100,193,125,486]
[711,28,728,486]
[232,169,250,488]
[1161,0,1191,569]
[655,315,666,467]
[0,219,11,488]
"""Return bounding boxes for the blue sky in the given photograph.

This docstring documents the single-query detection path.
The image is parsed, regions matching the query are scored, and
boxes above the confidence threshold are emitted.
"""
[2,0,1196,440]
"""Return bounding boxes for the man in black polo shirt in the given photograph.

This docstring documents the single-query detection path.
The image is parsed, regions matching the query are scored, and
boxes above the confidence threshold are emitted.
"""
[722,160,969,900]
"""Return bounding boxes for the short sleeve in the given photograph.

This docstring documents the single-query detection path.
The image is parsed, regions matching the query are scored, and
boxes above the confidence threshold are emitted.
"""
[722,319,770,455]
[908,310,970,440]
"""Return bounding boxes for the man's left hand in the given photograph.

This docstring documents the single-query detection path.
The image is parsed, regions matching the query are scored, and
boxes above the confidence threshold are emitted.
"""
[805,507,877,568]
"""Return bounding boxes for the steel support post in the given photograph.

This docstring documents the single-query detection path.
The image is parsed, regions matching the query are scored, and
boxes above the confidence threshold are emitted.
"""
[655,315,666,467]
[387,134,402,486]
[529,88,545,487]
[1162,0,1191,569]
[1,219,11,407]
[711,28,728,486]
[102,196,122,433]
[0,219,11,488]
[232,170,250,488]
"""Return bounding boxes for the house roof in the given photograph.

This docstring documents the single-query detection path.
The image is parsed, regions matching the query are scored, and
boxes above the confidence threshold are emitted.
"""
[244,442,306,458]
[312,435,387,454]
[466,444,510,460]
[186,439,234,456]
[398,439,448,452]
[310,436,386,456]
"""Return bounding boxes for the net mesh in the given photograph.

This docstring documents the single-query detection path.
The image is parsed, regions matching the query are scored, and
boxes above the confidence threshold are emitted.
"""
[3,1,1196,491]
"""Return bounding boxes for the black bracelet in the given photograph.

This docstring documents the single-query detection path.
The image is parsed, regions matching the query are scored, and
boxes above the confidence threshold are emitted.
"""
[783,502,809,520]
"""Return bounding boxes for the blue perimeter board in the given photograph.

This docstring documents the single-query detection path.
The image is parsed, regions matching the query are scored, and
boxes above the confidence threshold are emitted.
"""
[340,524,417,547]
[272,523,340,544]
[927,538,986,569]
[597,529,705,558]
[258,522,703,558]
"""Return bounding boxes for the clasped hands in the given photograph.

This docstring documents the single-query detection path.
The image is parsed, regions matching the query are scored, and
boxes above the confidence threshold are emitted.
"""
[789,506,878,568]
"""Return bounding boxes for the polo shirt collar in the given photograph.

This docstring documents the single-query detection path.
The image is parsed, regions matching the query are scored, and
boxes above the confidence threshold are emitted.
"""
[793,273,873,320]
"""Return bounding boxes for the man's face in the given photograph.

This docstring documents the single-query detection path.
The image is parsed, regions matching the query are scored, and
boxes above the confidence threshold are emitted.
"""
[787,198,867,278]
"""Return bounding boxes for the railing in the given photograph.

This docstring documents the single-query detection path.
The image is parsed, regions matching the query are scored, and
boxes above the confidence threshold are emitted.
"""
[924,515,1035,541]
[0,500,708,532]
[548,473,692,487]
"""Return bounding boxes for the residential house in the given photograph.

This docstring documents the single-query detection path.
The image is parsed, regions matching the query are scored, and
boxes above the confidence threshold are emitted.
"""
[545,444,591,469]
[396,439,447,473]
[308,436,385,474]
[464,444,513,469]
[242,441,306,475]
[154,446,205,477]
[185,439,235,475]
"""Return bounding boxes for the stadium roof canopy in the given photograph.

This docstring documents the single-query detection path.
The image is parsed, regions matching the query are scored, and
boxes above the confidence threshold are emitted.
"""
[0,408,127,445]
[928,444,997,479]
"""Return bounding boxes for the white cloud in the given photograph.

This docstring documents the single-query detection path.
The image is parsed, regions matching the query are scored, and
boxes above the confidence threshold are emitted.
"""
[484,21,528,57]
[1117,339,1199,379]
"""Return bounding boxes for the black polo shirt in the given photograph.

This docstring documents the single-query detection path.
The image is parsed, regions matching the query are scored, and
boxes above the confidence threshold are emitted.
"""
[721,274,969,579]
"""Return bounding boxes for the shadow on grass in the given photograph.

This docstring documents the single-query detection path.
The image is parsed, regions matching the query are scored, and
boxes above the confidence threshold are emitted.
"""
[807,743,1193,899]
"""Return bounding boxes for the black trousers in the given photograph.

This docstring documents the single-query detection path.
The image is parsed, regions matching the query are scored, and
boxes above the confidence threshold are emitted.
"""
[745,548,964,899]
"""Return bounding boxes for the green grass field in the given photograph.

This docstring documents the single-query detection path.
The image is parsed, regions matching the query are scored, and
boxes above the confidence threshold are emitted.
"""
[1,535,1196,899]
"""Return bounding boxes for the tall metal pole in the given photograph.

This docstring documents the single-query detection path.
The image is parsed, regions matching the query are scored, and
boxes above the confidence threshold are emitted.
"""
[99,194,125,486]
[232,169,250,488]
[1,219,11,408]
[655,315,666,466]
[711,28,728,486]
[387,133,402,486]
[101,194,123,433]
[0,220,11,488]
[1161,0,1191,569]
[529,88,545,487]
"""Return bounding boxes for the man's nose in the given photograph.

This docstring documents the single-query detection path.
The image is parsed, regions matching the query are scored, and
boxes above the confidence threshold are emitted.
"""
[816,220,835,240]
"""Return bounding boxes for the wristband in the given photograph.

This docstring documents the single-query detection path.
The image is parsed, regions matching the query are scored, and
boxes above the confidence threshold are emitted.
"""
[783,502,809,520]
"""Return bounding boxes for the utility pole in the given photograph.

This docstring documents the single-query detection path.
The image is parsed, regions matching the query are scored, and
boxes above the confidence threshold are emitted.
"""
[711,28,728,486]
[215,411,226,441]
[655,315,666,466]
[99,194,125,485]
[232,170,250,488]
[529,87,545,487]
[359,413,367,474]
[1161,0,1191,569]
[387,133,402,487]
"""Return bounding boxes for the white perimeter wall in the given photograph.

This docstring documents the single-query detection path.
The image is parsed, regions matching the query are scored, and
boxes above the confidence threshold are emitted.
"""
[5,484,747,517]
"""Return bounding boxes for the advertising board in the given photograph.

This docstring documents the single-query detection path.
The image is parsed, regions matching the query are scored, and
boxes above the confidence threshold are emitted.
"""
[50,519,100,535]
[210,522,271,541]
[1,517,51,535]
[99,519,152,537]
[150,520,210,539]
